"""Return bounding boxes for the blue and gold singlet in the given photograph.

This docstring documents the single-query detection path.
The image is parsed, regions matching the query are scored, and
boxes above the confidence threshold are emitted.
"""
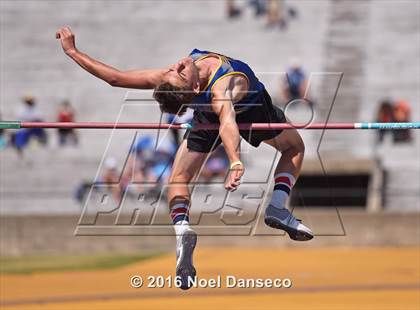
[189,48,265,113]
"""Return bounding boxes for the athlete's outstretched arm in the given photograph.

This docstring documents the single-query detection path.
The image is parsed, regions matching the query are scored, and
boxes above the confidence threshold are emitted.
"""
[56,27,165,89]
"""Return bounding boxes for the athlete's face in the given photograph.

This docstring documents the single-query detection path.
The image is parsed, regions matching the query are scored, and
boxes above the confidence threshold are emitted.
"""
[165,57,200,93]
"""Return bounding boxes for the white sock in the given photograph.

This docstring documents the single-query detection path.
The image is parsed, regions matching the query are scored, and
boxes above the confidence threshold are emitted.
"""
[174,220,190,240]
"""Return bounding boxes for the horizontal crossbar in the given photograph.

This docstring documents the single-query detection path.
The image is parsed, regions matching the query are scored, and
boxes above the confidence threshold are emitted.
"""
[0,121,419,130]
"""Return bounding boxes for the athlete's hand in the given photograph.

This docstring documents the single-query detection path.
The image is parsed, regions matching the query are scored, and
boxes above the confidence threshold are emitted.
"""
[225,164,244,192]
[56,27,77,55]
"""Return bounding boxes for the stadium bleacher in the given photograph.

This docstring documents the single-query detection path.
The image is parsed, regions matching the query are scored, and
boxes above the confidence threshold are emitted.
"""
[0,0,418,216]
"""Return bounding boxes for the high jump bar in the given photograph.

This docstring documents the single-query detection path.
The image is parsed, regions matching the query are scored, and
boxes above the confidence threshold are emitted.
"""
[1,121,419,130]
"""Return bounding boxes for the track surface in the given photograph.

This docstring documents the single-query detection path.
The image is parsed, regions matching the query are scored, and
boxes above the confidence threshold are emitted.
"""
[1,247,419,310]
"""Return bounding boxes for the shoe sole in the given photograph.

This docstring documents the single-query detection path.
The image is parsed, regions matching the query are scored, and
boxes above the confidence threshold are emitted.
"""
[176,230,197,290]
[264,216,313,241]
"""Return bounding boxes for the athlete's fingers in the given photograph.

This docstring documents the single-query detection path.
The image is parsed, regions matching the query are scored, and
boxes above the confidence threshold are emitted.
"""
[228,179,240,191]
[65,28,74,37]
[224,181,229,190]
[231,174,240,184]
[63,29,71,38]
[56,31,61,39]
[224,169,243,191]
[233,172,242,182]
[225,181,235,191]
[232,167,244,178]
[56,29,64,39]
[232,181,240,191]
[225,180,234,190]
[227,183,237,192]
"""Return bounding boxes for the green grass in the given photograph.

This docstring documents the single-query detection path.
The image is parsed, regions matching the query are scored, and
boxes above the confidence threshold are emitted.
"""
[0,252,160,275]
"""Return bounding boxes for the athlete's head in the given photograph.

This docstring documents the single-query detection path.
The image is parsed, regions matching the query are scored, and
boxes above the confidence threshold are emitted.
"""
[154,57,200,116]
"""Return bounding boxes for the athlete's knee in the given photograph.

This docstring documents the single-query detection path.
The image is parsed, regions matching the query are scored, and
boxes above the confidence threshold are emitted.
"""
[295,138,305,154]
[284,137,305,156]
[290,131,305,154]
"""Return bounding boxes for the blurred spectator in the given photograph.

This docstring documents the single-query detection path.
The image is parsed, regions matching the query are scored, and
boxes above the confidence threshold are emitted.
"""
[57,100,78,146]
[227,0,297,29]
[249,0,267,17]
[0,112,6,150]
[280,58,311,105]
[16,96,44,122]
[101,157,124,203]
[375,99,413,144]
[124,135,154,192]
[75,157,124,205]
[124,135,176,195]
[201,146,229,183]
[148,135,177,192]
[287,3,298,19]
[376,99,394,144]
[226,0,242,19]
[11,96,48,156]
[266,0,298,29]
[267,0,285,28]
[393,100,412,143]
[149,135,176,180]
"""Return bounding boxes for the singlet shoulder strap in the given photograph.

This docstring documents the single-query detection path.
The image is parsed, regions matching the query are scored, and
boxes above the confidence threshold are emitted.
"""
[210,71,250,93]
[195,54,224,93]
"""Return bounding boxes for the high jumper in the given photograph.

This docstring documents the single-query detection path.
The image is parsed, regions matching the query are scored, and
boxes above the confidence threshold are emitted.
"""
[48,26,418,290]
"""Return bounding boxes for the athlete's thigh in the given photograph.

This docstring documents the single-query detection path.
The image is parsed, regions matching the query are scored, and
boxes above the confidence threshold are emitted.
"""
[170,139,209,182]
[263,128,305,152]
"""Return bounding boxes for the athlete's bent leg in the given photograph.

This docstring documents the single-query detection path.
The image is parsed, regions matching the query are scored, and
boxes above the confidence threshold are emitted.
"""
[168,140,208,289]
[264,128,304,178]
[263,129,313,241]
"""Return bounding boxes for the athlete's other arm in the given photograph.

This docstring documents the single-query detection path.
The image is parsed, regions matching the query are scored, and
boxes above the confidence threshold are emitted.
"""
[56,27,164,89]
[211,75,248,192]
